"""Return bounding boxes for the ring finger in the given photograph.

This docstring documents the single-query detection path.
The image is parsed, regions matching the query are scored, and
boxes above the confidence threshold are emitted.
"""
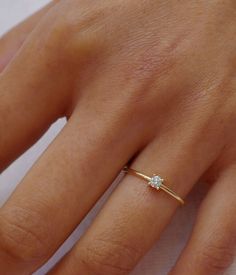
[49,117,224,275]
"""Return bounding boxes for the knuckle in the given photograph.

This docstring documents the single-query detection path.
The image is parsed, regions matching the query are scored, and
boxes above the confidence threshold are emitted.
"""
[43,3,105,63]
[0,206,50,264]
[78,238,140,275]
[198,243,235,272]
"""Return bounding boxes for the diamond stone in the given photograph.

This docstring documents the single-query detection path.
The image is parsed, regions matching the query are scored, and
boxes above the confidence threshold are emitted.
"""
[149,175,163,189]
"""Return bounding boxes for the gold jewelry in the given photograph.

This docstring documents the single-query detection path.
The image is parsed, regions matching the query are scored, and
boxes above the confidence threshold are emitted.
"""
[123,166,184,205]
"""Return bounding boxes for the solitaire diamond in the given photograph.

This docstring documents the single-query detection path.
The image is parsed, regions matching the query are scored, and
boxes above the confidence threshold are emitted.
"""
[149,175,163,189]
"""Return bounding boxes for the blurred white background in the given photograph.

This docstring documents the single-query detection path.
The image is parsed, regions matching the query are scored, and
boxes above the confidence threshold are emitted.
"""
[0,1,235,274]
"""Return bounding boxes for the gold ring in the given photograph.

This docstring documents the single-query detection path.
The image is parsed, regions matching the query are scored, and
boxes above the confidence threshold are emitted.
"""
[123,166,184,205]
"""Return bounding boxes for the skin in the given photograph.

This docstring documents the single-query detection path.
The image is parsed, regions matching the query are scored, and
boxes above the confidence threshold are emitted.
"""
[0,0,236,274]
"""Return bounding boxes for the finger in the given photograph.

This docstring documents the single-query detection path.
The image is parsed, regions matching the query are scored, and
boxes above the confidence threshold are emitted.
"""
[0,1,57,72]
[0,2,74,172]
[170,164,236,275]
[0,94,145,274]
[49,116,223,275]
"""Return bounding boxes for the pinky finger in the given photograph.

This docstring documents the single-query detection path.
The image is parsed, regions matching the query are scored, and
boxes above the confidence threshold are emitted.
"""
[171,164,236,275]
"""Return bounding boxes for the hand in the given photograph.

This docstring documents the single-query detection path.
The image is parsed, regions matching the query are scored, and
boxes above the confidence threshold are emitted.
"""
[1,1,236,274]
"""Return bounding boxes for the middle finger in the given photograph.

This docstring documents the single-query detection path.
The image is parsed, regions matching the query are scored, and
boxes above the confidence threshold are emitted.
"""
[0,96,144,274]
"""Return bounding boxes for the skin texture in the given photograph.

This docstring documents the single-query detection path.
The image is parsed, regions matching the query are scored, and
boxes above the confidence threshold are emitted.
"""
[0,0,236,274]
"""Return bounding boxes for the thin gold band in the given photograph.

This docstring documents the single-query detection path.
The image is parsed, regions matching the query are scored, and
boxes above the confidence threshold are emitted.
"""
[123,166,184,205]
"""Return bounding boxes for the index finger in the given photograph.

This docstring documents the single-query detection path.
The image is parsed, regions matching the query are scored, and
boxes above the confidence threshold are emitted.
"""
[0,1,57,72]
[0,1,71,172]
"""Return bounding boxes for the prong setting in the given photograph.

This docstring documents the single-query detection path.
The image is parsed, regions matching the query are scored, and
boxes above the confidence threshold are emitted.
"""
[149,175,163,190]
[123,167,184,204]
